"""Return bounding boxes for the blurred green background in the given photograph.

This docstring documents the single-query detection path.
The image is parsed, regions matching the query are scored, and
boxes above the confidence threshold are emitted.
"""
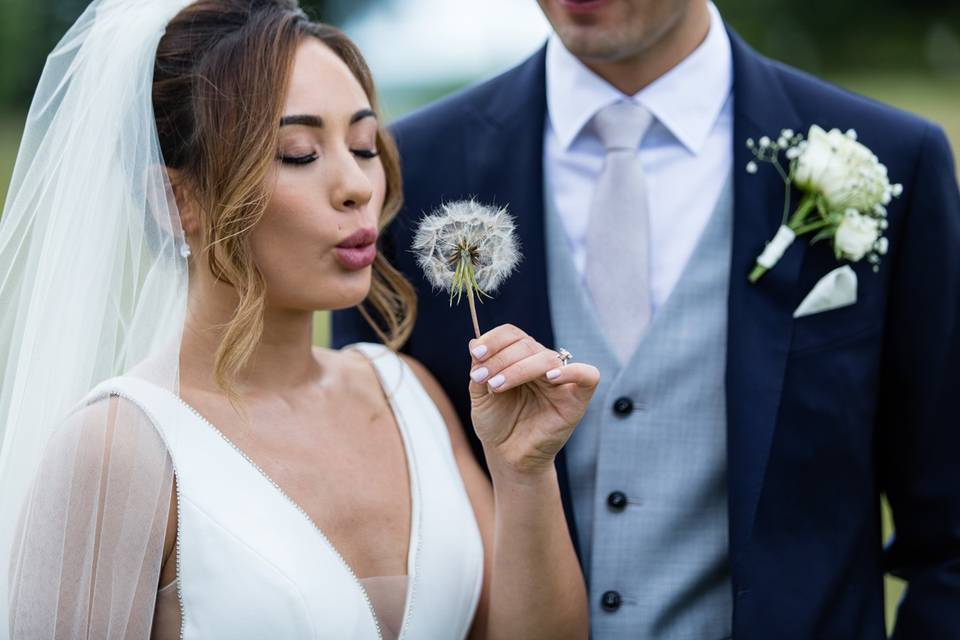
[1,0,958,634]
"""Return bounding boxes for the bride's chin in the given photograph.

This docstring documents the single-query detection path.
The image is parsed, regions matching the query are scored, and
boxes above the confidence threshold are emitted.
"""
[320,278,372,312]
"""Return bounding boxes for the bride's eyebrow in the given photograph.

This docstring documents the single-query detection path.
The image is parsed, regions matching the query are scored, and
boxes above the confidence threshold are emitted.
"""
[349,108,376,124]
[280,114,323,128]
[278,109,376,128]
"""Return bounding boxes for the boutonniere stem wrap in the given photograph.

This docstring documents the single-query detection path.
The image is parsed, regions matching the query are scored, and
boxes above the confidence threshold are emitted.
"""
[746,125,902,283]
[412,200,521,338]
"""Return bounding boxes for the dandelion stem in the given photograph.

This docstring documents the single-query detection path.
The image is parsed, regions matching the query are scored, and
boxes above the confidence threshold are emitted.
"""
[466,285,481,339]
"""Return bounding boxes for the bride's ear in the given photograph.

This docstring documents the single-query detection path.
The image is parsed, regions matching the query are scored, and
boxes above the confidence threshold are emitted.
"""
[166,167,200,237]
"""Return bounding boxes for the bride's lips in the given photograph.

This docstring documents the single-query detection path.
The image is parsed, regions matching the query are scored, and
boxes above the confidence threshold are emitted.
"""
[558,0,610,14]
[335,227,378,270]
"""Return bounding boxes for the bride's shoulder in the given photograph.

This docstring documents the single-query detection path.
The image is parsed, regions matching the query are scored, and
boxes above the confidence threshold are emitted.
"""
[313,344,386,396]
[43,392,170,477]
[314,344,442,405]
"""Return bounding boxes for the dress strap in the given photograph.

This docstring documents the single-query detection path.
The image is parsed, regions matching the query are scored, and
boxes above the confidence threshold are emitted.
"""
[346,343,410,401]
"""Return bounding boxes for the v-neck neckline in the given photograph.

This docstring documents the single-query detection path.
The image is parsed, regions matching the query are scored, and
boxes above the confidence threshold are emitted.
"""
[169,347,421,640]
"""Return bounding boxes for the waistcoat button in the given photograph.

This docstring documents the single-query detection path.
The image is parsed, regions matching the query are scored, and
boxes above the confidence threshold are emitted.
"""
[600,590,622,612]
[613,397,634,416]
[607,491,628,511]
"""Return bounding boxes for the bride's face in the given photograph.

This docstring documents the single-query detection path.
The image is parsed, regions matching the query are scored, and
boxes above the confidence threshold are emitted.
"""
[250,38,387,312]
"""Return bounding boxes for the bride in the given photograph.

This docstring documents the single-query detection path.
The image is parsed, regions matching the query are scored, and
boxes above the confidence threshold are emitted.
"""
[0,0,598,638]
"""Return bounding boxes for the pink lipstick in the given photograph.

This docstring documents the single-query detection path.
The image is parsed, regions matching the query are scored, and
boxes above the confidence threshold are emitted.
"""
[335,227,378,270]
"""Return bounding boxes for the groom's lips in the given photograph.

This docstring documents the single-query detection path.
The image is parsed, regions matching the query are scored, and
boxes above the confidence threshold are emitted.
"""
[558,0,610,14]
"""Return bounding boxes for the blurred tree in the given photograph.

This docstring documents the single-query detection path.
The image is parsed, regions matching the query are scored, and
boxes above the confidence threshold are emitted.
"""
[1,0,957,111]
[0,0,378,111]
[720,0,960,74]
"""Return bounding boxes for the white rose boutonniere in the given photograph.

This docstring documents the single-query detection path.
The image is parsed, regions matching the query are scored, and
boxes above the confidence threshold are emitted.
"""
[834,209,882,262]
[746,125,903,283]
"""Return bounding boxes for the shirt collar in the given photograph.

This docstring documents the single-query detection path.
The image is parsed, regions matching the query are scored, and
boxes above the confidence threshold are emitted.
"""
[546,1,733,155]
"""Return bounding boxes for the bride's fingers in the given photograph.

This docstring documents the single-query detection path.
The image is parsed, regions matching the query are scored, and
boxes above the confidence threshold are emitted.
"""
[485,348,571,394]
[469,333,543,385]
[468,324,531,364]
[542,362,600,391]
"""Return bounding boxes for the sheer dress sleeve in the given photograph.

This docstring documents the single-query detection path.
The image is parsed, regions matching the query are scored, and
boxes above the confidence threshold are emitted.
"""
[8,395,174,639]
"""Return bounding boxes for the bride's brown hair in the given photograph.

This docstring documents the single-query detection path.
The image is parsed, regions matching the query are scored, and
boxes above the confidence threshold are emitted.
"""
[152,0,415,390]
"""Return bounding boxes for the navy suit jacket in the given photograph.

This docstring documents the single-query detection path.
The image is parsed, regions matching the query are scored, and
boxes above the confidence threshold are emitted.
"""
[334,29,960,639]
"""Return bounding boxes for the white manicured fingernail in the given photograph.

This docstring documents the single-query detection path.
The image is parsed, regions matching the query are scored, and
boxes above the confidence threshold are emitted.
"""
[488,374,505,389]
[471,345,488,359]
[546,368,562,380]
[470,367,489,383]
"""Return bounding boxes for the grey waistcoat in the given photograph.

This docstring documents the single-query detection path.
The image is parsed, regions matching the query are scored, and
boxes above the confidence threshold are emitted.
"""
[546,173,734,639]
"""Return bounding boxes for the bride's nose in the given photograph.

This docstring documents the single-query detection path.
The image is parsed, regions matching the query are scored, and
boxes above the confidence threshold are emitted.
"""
[331,150,374,212]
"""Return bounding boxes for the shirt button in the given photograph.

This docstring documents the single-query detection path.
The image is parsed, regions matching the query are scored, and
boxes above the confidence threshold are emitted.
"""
[613,397,634,416]
[600,590,622,612]
[607,491,628,511]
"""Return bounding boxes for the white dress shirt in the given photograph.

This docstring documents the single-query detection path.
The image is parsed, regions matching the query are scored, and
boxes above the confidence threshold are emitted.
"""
[544,2,734,315]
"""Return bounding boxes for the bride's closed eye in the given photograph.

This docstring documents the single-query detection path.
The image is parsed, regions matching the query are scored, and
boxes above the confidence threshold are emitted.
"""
[277,133,379,165]
[279,152,319,165]
[278,148,378,165]
[351,147,379,159]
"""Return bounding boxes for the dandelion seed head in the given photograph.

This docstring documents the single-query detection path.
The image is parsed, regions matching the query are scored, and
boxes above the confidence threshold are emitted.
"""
[411,199,522,295]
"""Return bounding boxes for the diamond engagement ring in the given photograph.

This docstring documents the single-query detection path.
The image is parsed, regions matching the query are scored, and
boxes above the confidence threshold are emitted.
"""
[557,348,572,366]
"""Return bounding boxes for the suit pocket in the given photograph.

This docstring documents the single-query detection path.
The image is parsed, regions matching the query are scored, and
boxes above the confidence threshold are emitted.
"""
[789,300,883,357]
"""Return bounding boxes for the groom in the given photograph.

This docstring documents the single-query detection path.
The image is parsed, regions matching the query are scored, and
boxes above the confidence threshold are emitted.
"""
[334,0,960,637]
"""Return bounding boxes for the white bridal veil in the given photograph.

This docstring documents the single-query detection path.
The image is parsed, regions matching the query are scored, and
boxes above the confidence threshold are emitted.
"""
[0,0,194,636]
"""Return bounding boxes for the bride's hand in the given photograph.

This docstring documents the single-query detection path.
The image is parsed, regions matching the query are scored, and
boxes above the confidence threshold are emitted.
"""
[468,324,600,476]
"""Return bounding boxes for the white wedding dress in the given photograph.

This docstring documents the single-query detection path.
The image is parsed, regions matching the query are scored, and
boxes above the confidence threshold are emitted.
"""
[78,344,484,639]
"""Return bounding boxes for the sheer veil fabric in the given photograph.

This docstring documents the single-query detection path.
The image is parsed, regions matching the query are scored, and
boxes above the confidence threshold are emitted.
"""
[0,0,194,636]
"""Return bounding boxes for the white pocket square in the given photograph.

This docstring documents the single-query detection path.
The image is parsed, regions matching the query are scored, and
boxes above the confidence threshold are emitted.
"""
[793,266,858,318]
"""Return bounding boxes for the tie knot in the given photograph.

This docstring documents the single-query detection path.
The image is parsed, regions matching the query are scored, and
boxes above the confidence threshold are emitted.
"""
[591,101,653,152]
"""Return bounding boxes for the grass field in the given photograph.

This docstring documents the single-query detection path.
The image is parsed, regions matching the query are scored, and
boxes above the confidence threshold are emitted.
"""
[1,73,957,634]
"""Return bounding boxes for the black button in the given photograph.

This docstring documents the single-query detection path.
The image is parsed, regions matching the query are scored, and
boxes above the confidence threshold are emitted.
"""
[607,491,628,511]
[613,397,634,416]
[600,590,622,612]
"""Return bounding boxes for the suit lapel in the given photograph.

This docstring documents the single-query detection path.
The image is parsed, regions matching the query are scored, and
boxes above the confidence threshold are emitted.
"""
[725,28,806,580]
[466,48,554,349]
